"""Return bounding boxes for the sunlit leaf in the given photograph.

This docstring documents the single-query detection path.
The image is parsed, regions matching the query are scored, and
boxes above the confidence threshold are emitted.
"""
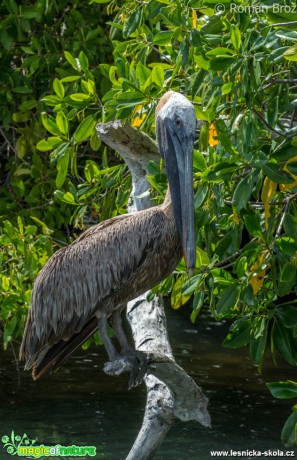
[74,116,97,142]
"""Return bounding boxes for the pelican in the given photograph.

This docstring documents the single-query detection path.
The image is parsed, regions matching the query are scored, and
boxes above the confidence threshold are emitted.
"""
[20,91,197,387]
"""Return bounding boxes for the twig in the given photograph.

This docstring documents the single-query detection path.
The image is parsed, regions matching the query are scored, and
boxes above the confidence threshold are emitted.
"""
[215,239,257,268]
[275,192,297,239]
[290,109,296,129]
[271,21,297,27]
[10,341,21,389]
[263,78,297,90]
[251,108,288,138]
[143,40,172,65]
[0,127,16,155]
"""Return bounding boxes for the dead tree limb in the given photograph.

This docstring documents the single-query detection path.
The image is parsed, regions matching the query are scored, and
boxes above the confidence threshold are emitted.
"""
[96,121,210,460]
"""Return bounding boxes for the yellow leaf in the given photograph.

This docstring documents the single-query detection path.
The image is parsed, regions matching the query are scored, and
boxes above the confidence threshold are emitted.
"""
[261,177,277,230]
[192,10,197,29]
[208,123,219,147]
[171,275,191,309]
[132,104,146,127]
[248,251,269,295]
[279,155,297,191]
[232,212,239,224]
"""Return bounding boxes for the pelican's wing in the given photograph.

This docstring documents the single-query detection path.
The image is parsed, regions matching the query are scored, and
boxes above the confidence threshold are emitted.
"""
[20,207,165,376]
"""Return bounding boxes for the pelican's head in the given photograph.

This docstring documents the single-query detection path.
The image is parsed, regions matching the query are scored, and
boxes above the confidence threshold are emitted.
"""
[156,91,197,272]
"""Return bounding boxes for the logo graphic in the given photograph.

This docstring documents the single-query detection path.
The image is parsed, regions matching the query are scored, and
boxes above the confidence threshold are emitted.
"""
[2,431,36,456]
[2,431,96,458]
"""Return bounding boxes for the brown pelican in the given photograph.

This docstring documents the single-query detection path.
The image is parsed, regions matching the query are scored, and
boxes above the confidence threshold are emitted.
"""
[20,91,197,387]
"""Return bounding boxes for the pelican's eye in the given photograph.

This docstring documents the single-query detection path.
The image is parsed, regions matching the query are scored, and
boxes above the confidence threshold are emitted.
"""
[176,118,182,127]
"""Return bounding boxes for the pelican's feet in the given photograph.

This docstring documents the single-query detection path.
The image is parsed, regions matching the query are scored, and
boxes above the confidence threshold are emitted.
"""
[103,350,148,389]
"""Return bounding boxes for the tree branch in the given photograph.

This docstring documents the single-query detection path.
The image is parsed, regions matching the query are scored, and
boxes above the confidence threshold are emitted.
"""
[251,108,288,138]
[96,121,210,459]
[275,192,297,240]
[271,21,297,27]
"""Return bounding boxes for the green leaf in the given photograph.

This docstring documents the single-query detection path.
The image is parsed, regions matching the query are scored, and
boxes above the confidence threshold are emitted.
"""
[191,291,205,323]
[153,31,172,45]
[56,112,69,136]
[216,285,240,316]
[206,47,235,57]
[250,326,267,367]
[193,150,207,172]
[61,76,81,83]
[194,184,208,209]
[90,131,101,151]
[280,262,296,284]
[53,79,65,99]
[223,318,251,348]
[222,82,234,95]
[283,44,297,61]
[1,29,13,50]
[190,29,202,47]
[136,63,151,85]
[196,247,210,267]
[56,149,70,188]
[283,214,297,243]
[36,137,63,152]
[232,175,254,211]
[3,316,17,350]
[74,116,96,142]
[79,51,89,71]
[215,119,238,155]
[273,320,297,366]
[123,9,142,39]
[30,216,53,235]
[230,25,241,51]
[151,65,164,88]
[64,51,79,70]
[12,86,32,94]
[263,163,294,184]
[281,410,297,447]
[181,274,201,296]
[267,381,297,399]
[244,214,262,238]
[286,161,297,176]
[194,106,212,122]
[277,305,297,328]
[41,113,61,136]
[54,190,77,205]
[41,95,62,106]
[70,93,91,101]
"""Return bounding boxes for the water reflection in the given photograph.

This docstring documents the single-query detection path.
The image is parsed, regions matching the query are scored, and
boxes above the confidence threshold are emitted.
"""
[1,306,296,459]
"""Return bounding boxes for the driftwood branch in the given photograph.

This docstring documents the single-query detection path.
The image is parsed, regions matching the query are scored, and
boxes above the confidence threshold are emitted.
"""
[96,121,210,459]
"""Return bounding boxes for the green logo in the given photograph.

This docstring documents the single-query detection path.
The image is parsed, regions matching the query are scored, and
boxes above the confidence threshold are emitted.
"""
[2,431,35,456]
[2,431,96,458]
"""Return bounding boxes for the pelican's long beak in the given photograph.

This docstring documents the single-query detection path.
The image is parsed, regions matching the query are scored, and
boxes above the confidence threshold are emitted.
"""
[157,117,196,272]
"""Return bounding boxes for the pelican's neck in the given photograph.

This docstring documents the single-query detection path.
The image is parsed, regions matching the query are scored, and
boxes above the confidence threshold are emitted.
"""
[163,188,172,207]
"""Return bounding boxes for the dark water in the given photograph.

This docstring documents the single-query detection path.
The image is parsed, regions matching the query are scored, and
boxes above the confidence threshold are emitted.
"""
[1,306,296,460]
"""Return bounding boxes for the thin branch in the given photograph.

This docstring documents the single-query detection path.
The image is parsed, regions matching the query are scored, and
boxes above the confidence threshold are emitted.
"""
[251,108,288,138]
[143,40,172,65]
[263,78,297,90]
[271,21,297,27]
[275,192,297,240]
[215,239,257,268]
[10,341,21,389]
[290,109,296,129]
[0,127,16,155]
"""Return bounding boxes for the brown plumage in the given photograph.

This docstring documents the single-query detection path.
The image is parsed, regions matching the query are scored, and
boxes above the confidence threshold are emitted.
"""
[20,91,197,382]
[20,198,180,378]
